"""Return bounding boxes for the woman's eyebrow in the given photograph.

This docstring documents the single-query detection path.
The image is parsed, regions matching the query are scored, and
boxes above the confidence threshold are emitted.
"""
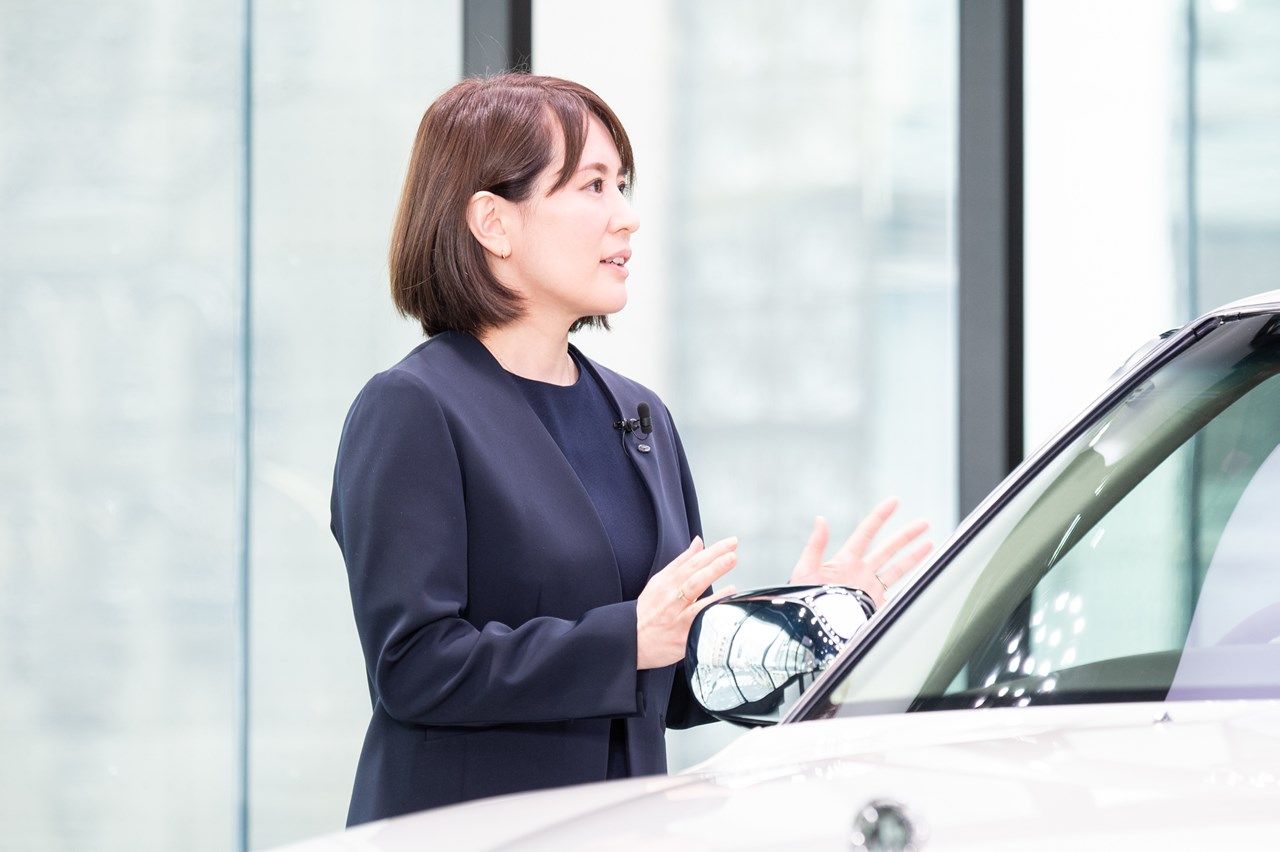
[575,162,624,177]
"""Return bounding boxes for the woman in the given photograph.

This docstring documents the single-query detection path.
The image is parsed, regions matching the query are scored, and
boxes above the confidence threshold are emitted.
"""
[330,73,931,827]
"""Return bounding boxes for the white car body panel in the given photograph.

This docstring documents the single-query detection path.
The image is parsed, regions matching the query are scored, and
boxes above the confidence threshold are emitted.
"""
[1214,288,1280,312]
[279,700,1280,851]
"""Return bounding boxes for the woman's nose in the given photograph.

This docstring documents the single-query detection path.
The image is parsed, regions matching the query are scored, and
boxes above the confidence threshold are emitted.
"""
[614,194,640,234]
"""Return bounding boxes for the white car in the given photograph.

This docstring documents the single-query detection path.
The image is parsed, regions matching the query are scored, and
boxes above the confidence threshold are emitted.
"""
[282,290,1280,851]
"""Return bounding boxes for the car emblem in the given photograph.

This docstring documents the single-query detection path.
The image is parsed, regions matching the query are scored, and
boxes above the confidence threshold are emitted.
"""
[850,798,920,851]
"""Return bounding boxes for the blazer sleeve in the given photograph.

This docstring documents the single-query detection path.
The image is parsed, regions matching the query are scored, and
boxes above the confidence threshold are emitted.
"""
[331,368,641,728]
[662,407,719,730]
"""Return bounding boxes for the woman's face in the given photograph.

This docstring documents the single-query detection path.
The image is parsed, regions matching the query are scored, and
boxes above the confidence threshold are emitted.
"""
[504,115,639,328]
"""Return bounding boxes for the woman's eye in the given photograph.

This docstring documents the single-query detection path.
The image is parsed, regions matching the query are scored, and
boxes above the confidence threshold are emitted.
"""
[586,176,629,194]
[586,178,628,195]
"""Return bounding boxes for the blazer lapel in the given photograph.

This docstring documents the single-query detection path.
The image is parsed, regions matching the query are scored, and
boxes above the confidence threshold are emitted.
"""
[570,345,688,583]
[435,331,625,601]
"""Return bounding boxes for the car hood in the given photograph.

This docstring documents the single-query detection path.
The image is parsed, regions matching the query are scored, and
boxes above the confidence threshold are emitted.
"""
[278,701,1280,851]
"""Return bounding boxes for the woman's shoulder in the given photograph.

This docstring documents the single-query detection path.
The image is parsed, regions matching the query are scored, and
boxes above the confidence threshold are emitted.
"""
[336,335,484,439]
[358,331,488,401]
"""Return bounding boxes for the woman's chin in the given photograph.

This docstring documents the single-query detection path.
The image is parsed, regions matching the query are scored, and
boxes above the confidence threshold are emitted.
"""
[559,282,628,324]
[593,287,629,316]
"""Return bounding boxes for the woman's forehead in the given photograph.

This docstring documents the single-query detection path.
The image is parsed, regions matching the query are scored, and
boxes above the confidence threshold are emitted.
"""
[575,116,623,173]
[541,114,622,187]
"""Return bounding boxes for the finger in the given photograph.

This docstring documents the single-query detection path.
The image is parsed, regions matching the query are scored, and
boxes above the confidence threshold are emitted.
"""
[688,584,739,616]
[877,540,934,587]
[657,536,704,580]
[682,550,739,601]
[832,496,899,563]
[667,535,704,573]
[792,515,829,574]
[864,519,929,573]
[678,535,739,580]
[681,550,739,602]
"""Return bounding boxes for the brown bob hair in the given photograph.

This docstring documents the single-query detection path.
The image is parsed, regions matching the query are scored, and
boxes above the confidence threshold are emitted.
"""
[389,73,636,337]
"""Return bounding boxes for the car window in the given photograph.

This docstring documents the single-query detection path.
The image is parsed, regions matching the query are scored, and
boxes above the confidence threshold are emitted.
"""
[969,377,1280,707]
[809,311,1280,719]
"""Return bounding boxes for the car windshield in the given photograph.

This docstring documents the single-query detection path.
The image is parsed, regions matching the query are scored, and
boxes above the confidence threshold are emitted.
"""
[806,309,1280,720]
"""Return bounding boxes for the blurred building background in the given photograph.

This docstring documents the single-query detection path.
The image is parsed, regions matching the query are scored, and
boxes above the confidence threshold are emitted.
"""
[0,0,1275,849]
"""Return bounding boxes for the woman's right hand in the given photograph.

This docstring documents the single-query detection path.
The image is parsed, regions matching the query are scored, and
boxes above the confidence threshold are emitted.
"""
[635,536,740,670]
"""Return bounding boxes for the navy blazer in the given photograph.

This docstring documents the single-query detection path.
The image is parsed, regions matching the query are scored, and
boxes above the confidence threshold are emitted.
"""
[330,330,714,826]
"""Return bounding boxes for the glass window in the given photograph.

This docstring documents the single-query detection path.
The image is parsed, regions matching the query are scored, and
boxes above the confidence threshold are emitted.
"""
[1195,0,1280,312]
[1,3,461,848]
[247,3,459,848]
[0,2,243,848]
[812,309,1280,719]
[986,374,1280,705]
[535,0,957,769]
[1025,0,1280,452]
[1023,0,1186,452]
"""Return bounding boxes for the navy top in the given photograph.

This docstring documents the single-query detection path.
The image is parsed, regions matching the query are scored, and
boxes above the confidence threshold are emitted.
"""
[506,349,658,601]
[506,347,658,779]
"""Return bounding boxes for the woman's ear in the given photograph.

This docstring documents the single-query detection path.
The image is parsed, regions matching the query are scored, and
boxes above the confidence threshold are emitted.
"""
[465,191,512,260]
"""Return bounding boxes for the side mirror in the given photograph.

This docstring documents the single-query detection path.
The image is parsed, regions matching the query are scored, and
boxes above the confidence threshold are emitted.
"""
[685,584,874,726]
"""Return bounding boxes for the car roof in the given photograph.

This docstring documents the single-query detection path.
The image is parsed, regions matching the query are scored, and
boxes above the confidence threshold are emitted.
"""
[1207,288,1280,315]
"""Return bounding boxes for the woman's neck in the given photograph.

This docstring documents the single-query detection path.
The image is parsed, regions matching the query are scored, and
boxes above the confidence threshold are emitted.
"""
[476,316,578,385]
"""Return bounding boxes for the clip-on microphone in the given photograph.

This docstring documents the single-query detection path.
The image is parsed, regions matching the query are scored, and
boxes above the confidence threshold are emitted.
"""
[637,403,652,436]
[614,403,653,451]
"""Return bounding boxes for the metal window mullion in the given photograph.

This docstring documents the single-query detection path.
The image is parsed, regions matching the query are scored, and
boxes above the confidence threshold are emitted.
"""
[235,0,254,849]
[958,0,1024,519]
[463,0,533,77]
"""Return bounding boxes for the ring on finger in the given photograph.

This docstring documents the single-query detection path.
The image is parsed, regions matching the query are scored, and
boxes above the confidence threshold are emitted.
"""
[677,584,693,604]
[873,572,888,594]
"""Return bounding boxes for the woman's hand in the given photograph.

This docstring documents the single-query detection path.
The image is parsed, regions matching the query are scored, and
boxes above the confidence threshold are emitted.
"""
[636,535,740,670]
[789,497,933,609]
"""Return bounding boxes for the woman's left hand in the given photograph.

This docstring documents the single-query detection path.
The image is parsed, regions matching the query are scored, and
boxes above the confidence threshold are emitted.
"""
[788,496,933,609]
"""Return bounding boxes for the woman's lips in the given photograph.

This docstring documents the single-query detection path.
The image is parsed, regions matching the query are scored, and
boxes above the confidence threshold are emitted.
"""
[600,260,629,278]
